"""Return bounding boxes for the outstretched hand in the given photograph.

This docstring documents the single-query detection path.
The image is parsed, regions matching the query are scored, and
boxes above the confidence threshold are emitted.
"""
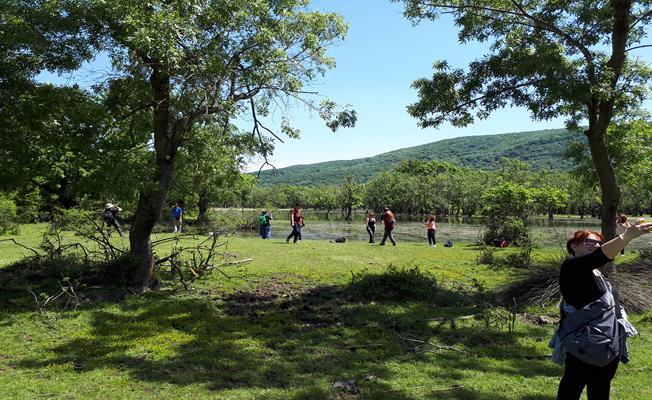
[621,219,652,242]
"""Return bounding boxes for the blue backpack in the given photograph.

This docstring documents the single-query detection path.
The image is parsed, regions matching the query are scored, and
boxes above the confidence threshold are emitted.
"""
[444,240,454,247]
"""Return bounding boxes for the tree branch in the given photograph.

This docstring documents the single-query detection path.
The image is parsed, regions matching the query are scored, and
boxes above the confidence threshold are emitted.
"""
[625,44,652,52]
[420,2,596,80]
[629,9,652,31]
[441,78,544,117]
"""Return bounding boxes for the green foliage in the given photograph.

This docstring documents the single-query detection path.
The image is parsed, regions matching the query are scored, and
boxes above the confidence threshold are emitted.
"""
[338,175,363,219]
[4,225,652,399]
[256,128,584,186]
[483,217,531,247]
[348,264,467,305]
[393,0,652,239]
[14,187,43,223]
[0,193,18,234]
[481,182,532,221]
[393,1,650,129]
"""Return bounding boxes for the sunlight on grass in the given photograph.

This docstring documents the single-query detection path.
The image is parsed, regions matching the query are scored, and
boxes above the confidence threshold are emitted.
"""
[1,225,651,399]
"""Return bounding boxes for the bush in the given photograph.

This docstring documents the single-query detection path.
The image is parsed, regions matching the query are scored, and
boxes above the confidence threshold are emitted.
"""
[0,193,18,234]
[483,216,530,246]
[476,247,496,265]
[348,264,470,305]
[15,186,43,223]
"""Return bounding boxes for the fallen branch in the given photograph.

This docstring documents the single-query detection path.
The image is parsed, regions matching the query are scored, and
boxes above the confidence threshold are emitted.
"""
[0,238,41,258]
[214,258,254,267]
[395,333,470,355]
[344,344,384,350]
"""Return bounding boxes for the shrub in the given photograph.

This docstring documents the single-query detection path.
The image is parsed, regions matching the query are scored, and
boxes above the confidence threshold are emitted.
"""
[476,247,495,265]
[0,193,18,234]
[15,186,42,223]
[483,216,530,246]
[348,264,470,305]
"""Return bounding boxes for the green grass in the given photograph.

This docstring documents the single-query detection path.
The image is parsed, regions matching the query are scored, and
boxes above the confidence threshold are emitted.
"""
[1,225,650,399]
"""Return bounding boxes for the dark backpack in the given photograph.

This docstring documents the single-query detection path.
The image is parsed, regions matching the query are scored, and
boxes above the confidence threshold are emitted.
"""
[557,276,621,367]
[444,240,453,247]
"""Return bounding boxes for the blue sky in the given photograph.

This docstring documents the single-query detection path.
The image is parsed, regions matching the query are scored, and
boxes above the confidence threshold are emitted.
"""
[246,0,569,170]
[36,1,649,171]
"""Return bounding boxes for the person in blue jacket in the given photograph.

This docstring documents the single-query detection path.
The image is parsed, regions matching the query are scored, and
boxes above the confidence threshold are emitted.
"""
[171,200,184,233]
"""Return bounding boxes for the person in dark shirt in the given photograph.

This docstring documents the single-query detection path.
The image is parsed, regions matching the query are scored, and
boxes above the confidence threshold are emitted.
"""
[103,203,124,237]
[379,206,397,246]
[365,211,376,243]
[286,204,304,243]
[556,220,652,400]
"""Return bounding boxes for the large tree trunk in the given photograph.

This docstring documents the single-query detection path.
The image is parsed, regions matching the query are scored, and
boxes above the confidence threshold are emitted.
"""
[197,189,210,224]
[128,65,185,292]
[584,1,631,277]
[586,127,620,241]
[129,162,173,291]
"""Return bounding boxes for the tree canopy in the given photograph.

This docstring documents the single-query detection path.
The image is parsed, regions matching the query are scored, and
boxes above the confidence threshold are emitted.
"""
[2,0,356,290]
[393,0,652,239]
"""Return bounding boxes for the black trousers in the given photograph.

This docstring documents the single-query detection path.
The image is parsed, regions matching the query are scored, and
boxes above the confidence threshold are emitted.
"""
[366,225,375,243]
[380,226,396,245]
[427,229,436,245]
[557,353,619,400]
[104,216,123,236]
[286,224,302,242]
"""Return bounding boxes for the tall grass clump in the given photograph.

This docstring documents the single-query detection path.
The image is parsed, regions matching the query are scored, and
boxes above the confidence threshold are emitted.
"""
[347,264,471,306]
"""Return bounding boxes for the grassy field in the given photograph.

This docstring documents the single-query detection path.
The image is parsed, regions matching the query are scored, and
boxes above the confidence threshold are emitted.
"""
[1,225,651,399]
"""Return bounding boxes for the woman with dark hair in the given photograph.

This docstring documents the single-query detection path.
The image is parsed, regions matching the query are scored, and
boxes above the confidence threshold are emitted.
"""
[379,206,396,246]
[365,211,376,243]
[424,214,437,246]
[555,219,652,400]
[286,204,304,243]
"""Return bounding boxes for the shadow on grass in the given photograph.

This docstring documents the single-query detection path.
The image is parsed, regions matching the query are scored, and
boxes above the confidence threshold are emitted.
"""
[11,266,559,399]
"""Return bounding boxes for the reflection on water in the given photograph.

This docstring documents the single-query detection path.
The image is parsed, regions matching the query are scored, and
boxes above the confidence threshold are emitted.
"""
[239,218,652,250]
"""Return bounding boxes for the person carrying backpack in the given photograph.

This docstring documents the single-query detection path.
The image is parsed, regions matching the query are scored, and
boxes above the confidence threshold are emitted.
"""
[553,221,652,400]
[286,204,304,243]
[259,209,273,239]
[171,200,184,233]
[379,206,396,246]
[103,203,124,237]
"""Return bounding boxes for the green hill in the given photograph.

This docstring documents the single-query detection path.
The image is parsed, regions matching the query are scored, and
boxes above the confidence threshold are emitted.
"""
[255,128,584,186]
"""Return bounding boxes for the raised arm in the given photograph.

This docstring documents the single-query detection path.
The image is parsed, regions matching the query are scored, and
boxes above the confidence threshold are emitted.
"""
[601,219,652,259]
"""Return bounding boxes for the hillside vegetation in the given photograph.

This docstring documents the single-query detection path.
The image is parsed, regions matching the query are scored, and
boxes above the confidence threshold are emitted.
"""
[255,128,585,186]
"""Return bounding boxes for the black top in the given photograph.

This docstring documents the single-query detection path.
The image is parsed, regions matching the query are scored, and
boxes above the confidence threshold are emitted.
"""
[559,248,612,310]
[104,207,119,220]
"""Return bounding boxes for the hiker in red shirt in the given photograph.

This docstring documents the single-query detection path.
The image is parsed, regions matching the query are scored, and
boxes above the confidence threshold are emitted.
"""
[379,206,397,246]
[286,204,304,243]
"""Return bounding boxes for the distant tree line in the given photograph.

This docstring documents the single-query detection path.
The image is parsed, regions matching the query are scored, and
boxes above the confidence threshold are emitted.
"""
[213,157,652,221]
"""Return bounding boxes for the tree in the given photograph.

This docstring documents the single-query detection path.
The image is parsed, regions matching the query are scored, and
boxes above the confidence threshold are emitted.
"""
[393,0,652,240]
[566,119,652,215]
[339,175,363,221]
[169,125,264,223]
[32,0,355,291]
[309,186,339,219]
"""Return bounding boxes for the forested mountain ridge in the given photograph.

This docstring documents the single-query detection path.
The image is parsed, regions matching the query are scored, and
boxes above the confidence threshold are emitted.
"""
[254,128,584,186]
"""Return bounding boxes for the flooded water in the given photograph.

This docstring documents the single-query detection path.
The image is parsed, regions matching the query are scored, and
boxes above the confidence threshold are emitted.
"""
[239,217,652,250]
